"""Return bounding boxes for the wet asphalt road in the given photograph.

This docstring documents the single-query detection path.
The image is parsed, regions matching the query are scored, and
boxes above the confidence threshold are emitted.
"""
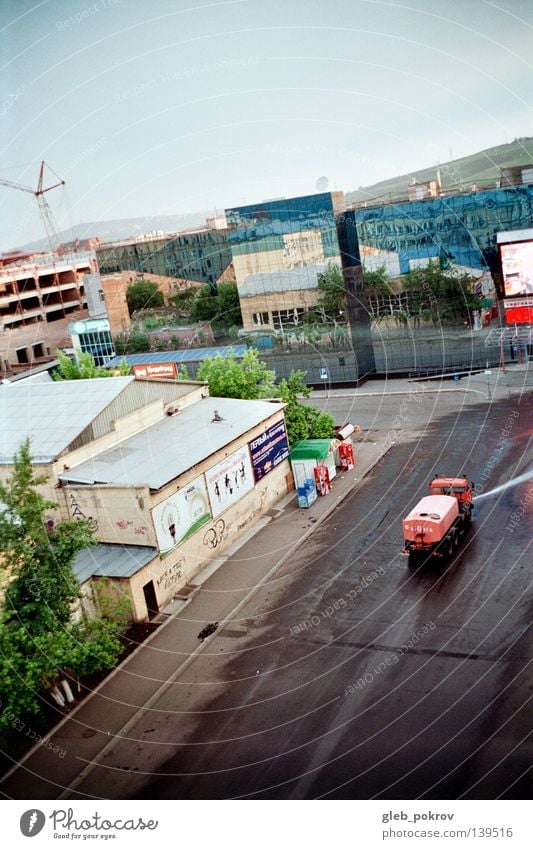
[131,394,532,800]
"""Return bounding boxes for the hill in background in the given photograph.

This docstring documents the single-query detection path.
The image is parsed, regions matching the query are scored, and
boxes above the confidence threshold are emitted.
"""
[346,137,533,205]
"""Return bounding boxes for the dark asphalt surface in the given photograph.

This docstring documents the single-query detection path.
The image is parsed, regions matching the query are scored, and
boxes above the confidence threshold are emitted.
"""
[119,395,531,800]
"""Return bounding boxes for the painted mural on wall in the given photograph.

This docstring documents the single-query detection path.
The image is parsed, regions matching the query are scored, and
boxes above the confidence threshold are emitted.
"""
[351,186,533,275]
[152,475,212,558]
[205,446,254,518]
[249,420,290,482]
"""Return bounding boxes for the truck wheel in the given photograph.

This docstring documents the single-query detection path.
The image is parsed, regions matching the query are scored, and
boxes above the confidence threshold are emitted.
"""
[408,552,419,569]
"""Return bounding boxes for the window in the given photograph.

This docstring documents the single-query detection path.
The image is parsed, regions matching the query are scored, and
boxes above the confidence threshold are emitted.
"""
[253,311,269,326]
[271,308,305,329]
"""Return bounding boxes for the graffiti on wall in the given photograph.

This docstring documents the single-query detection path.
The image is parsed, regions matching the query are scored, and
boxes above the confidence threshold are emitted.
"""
[68,492,98,532]
[203,519,226,549]
[156,556,186,592]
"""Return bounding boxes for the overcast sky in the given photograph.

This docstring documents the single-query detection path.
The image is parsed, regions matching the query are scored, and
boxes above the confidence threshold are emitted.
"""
[1,0,532,249]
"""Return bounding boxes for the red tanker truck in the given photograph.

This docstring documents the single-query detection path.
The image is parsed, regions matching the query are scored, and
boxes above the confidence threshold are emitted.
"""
[402,476,474,565]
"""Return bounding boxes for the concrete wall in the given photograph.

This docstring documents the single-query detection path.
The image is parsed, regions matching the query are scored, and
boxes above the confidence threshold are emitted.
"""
[62,484,154,546]
[125,459,290,622]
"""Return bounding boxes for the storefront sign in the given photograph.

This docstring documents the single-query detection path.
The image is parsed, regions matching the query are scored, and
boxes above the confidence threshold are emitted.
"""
[152,475,211,558]
[70,318,110,334]
[132,362,177,379]
[205,446,254,517]
[249,420,289,482]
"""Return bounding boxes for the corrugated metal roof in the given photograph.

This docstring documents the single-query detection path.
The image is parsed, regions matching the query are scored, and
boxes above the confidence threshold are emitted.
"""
[239,265,326,298]
[73,543,157,583]
[0,377,133,463]
[60,396,285,489]
[105,346,247,368]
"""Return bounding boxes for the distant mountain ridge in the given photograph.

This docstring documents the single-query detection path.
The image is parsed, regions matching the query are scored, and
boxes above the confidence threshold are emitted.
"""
[345,137,533,205]
[17,137,533,252]
[18,210,211,253]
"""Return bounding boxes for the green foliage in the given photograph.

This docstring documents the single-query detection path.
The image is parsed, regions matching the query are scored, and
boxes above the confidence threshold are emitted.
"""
[362,265,393,296]
[277,371,335,444]
[116,358,131,375]
[0,441,125,737]
[189,285,219,322]
[196,348,276,399]
[402,260,478,320]
[126,280,164,315]
[318,263,347,321]
[53,350,111,380]
[216,283,243,326]
[113,330,151,354]
[143,316,159,330]
[169,287,197,310]
[177,365,190,380]
[189,283,243,328]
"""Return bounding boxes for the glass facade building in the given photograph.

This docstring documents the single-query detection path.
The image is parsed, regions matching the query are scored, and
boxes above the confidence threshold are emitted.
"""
[96,229,233,289]
[225,192,345,332]
[225,192,376,378]
[349,184,533,279]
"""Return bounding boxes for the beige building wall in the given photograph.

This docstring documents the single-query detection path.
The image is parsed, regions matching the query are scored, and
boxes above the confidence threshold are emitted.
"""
[240,287,322,332]
[232,229,329,284]
[62,484,155,547]
[125,459,290,621]
[100,276,131,336]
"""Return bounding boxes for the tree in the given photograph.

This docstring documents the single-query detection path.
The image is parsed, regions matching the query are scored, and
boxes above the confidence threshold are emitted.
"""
[402,261,478,322]
[113,330,151,355]
[196,348,276,399]
[189,283,243,329]
[52,350,130,379]
[215,283,243,327]
[362,265,393,297]
[0,440,125,736]
[126,280,164,315]
[277,370,335,444]
[169,287,197,311]
[318,264,347,322]
[189,285,219,323]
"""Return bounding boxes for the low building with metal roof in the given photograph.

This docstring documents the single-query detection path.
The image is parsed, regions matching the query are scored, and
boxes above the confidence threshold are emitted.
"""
[104,345,248,378]
[60,395,291,622]
[60,396,285,490]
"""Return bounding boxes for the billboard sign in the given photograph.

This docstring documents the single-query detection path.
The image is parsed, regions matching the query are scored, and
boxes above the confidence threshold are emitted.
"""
[132,362,177,379]
[205,447,254,517]
[152,475,211,558]
[249,420,290,482]
[499,239,533,298]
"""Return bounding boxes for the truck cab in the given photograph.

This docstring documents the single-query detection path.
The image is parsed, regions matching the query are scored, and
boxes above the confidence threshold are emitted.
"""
[429,476,473,506]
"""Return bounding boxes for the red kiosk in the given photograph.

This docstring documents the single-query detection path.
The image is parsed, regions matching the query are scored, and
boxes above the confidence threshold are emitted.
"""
[338,442,355,471]
[313,464,331,496]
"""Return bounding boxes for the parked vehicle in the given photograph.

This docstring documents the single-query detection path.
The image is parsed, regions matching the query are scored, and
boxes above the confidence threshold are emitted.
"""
[402,476,474,565]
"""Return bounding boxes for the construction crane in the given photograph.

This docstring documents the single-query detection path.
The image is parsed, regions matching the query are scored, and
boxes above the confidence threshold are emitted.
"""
[0,160,65,252]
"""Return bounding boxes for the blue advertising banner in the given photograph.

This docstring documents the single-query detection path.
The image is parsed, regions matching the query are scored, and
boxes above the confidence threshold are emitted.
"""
[249,420,290,482]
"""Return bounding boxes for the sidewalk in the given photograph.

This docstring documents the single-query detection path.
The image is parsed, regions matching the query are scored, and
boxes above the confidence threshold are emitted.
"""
[311,362,532,401]
[1,435,390,799]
